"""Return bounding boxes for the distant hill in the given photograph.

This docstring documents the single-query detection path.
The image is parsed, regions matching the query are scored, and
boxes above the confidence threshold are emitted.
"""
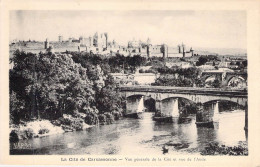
[194,47,247,57]
[9,41,247,58]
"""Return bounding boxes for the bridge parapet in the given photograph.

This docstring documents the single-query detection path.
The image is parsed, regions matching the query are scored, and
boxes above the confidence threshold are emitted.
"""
[120,86,247,96]
[120,86,248,106]
[120,85,248,130]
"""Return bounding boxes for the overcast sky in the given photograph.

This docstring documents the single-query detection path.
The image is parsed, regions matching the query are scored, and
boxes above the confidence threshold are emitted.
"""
[10,10,246,49]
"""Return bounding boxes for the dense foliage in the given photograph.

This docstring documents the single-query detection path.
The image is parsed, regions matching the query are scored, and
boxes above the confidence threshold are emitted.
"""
[70,52,147,74]
[152,67,204,87]
[108,54,147,73]
[196,55,219,66]
[9,50,125,125]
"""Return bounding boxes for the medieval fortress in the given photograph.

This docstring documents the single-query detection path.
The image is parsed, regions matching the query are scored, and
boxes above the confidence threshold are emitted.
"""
[44,32,194,58]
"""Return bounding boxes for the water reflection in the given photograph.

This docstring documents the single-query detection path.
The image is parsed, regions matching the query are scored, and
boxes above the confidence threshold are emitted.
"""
[196,126,218,151]
[12,110,247,155]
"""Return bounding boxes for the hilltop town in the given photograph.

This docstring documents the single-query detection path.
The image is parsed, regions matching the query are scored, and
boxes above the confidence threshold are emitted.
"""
[9,32,248,157]
[7,9,250,158]
[10,32,195,57]
[10,32,247,89]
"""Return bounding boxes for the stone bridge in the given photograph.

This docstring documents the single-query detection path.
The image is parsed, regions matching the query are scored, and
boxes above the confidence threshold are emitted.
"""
[201,71,247,87]
[120,86,248,128]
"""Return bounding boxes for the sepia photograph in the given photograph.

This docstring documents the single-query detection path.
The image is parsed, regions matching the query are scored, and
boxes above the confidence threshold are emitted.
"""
[8,10,249,156]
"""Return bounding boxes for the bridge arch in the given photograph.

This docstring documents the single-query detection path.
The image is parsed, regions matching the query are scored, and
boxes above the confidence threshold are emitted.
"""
[144,97,156,112]
[161,96,196,103]
[126,94,145,99]
[125,94,145,115]
[158,96,198,117]
[227,76,247,88]
[121,86,248,117]
[126,94,158,113]
[161,94,195,103]
[202,98,247,107]
[202,73,222,80]
[205,75,217,83]
[202,74,214,80]
[226,74,247,81]
[203,99,246,111]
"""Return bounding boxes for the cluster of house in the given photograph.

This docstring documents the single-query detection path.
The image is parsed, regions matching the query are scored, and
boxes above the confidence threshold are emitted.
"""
[109,55,247,87]
[10,34,247,89]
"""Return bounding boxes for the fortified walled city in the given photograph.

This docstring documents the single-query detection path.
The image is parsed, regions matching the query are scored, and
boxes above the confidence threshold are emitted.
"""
[9,31,248,156]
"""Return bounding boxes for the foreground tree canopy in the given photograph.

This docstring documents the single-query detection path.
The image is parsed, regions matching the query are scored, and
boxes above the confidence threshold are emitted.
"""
[9,50,124,124]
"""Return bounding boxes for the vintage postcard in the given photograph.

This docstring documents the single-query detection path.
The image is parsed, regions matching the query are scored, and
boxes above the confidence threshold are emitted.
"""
[1,0,260,166]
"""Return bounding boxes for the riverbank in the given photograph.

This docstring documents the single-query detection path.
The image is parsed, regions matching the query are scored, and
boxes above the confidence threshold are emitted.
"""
[9,112,247,155]
[201,141,248,155]
[10,120,64,145]
[10,111,123,143]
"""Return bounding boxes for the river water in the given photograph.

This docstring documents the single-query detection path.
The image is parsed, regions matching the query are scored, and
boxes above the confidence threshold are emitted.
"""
[12,110,247,155]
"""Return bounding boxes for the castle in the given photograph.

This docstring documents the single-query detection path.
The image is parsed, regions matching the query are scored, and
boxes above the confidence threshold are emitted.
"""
[47,33,194,58]
[77,32,108,52]
[124,38,194,58]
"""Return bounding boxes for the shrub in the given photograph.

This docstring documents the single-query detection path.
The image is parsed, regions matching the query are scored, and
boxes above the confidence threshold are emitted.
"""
[9,130,19,143]
[145,69,157,73]
[85,112,99,125]
[19,128,35,140]
[201,142,248,155]
[38,128,50,135]
[59,118,71,126]
[53,116,83,131]
[112,110,123,120]
[98,114,107,125]
[104,112,115,124]
[74,112,87,119]
[71,119,83,131]
[51,119,62,126]
[25,128,35,138]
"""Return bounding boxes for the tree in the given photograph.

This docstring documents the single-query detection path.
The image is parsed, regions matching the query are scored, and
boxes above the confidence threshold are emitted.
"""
[153,67,202,87]
[70,52,124,114]
[10,91,26,124]
[152,74,193,87]
[196,56,208,66]
[10,50,39,120]
[127,55,147,72]
[10,51,95,121]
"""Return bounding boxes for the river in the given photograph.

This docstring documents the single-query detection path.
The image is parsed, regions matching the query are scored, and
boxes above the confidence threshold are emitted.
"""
[11,110,247,155]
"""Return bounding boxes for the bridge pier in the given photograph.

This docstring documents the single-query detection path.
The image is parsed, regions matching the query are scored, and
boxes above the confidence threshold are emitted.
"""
[195,104,213,128]
[153,98,180,123]
[171,98,179,118]
[196,102,219,128]
[160,98,179,121]
[121,86,247,125]
[212,101,220,122]
[155,100,162,112]
[125,96,144,118]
